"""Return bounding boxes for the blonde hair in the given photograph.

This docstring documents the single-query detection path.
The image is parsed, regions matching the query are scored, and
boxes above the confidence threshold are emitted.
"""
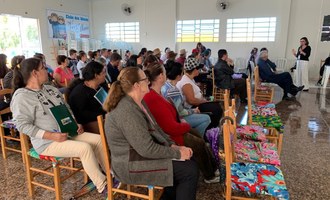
[103,67,141,112]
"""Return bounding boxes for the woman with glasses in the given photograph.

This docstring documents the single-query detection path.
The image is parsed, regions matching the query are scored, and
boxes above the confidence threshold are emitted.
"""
[104,67,199,200]
[292,37,311,91]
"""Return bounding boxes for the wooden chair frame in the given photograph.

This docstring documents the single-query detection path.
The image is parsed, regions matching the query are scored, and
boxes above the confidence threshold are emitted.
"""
[212,68,230,101]
[222,120,277,200]
[20,133,86,200]
[0,89,24,161]
[253,66,274,102]
[246,78,283,155]
[97,115,164,200]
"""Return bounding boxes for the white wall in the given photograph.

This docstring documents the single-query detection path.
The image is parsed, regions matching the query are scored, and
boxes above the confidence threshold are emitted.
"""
[0,0,91,68]
[91,0,176,54]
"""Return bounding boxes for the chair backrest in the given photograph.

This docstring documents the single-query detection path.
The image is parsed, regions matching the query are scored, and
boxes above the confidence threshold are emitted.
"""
[246,78,253,125]
[234,57,248,72]
[20,133,29,155]
[97,115,114,195]
[274,58,287,71]
[222,120,234,190]
[0,79,4,90]
[320,59,325,67]
[254,66,260,86]
[212,68,216,94]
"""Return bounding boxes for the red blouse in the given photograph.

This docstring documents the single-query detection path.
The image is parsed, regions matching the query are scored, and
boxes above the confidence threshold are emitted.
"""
[144,89,190,145]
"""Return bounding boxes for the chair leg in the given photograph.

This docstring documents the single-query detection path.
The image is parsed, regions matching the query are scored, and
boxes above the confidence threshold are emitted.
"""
[148,187,155,200]
[53,164,61,200]
[0,127,7,159]
[225,184,232,200]
[277,134,283,156]
[24,153,34,197]
[127,184,132,199]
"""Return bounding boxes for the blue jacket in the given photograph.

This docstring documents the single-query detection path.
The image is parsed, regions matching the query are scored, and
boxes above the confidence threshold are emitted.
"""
[257,58,277,81]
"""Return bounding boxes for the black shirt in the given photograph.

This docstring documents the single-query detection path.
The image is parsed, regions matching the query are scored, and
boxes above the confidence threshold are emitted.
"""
[296,46,311,61]
[68,82,106,124]
[107,63,119,83]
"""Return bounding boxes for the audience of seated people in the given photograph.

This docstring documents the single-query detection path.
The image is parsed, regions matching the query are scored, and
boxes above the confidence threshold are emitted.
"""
[10,58,109,198]
[53,55,74,92]
[161,47,171,62]
[162,61,211,136]
[103,67,199,200]
[214,49,248,103]
[257,50,304,100]
[143,62,219,183]
[66,61,107,134]
[176,57,223,128]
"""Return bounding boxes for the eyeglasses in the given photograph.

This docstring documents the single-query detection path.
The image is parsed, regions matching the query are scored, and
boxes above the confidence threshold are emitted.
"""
[138,77,150,84]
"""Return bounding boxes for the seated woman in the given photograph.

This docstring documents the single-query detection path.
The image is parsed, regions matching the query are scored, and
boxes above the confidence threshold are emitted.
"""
[144,62,219,183]
[53,55,74,92]
[176,57,223,128]
[162,61,211,137]
[103,67,199,200]
[10,58,108,197]
[3,55,25,89]
[214,49,247,103]
[66,61,107,134]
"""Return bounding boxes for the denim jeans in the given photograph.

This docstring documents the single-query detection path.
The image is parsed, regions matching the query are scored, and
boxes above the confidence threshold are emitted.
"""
[184,113,211,137]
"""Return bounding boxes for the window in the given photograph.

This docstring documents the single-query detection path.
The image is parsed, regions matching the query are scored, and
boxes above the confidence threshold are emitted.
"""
[105,22,139,43]
[176,19,219,42]
[226,17,276,42]
[0,14,41,59]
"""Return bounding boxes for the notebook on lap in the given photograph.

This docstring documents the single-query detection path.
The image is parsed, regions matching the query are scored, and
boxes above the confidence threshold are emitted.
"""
[49,104,78,138]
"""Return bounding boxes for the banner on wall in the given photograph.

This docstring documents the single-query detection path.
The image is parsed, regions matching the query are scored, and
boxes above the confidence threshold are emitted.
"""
[321,15,330,42]
[47,9,90,39]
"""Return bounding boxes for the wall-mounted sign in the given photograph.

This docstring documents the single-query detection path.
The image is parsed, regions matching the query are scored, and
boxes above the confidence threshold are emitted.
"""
[47,9,90,39]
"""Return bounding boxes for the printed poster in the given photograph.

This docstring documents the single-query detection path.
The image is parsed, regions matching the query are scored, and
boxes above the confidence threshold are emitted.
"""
[47,9,90,39]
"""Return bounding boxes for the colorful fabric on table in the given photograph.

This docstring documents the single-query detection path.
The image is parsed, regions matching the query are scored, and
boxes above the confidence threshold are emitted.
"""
[236,125,266,142]
[252,115,284,133]
[234,139,281,166]
[231,162,289,200]
[28,148,62,163]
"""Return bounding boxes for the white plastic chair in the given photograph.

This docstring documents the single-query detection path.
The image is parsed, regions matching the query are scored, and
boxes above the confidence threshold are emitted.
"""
[321,65,330,88]
[234,58,248,73]
[274,58,287,72]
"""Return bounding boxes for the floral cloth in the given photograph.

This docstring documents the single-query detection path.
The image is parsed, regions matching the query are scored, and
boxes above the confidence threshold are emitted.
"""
[252,103,278,116]
[231,162,289,200]
[252,115,284,133]
[236,125,267,142]
[28,148,62,163]
[234,139,281,166]
[1,119,16,129]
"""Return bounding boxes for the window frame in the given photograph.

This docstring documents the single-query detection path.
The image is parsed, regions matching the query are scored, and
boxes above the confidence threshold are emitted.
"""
[176,19,220,43]
[105,22,140,43]
[226,17,277,42]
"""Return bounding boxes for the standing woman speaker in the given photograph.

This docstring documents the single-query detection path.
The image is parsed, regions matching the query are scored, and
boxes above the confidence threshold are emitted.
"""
[292,37,311,91]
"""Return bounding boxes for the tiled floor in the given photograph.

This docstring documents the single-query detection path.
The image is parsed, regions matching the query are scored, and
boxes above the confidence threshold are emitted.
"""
[0,87,329,200]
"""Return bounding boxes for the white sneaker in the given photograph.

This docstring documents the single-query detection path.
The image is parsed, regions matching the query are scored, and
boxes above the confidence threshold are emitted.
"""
[214,169,220,177]
[204,176,220,184]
